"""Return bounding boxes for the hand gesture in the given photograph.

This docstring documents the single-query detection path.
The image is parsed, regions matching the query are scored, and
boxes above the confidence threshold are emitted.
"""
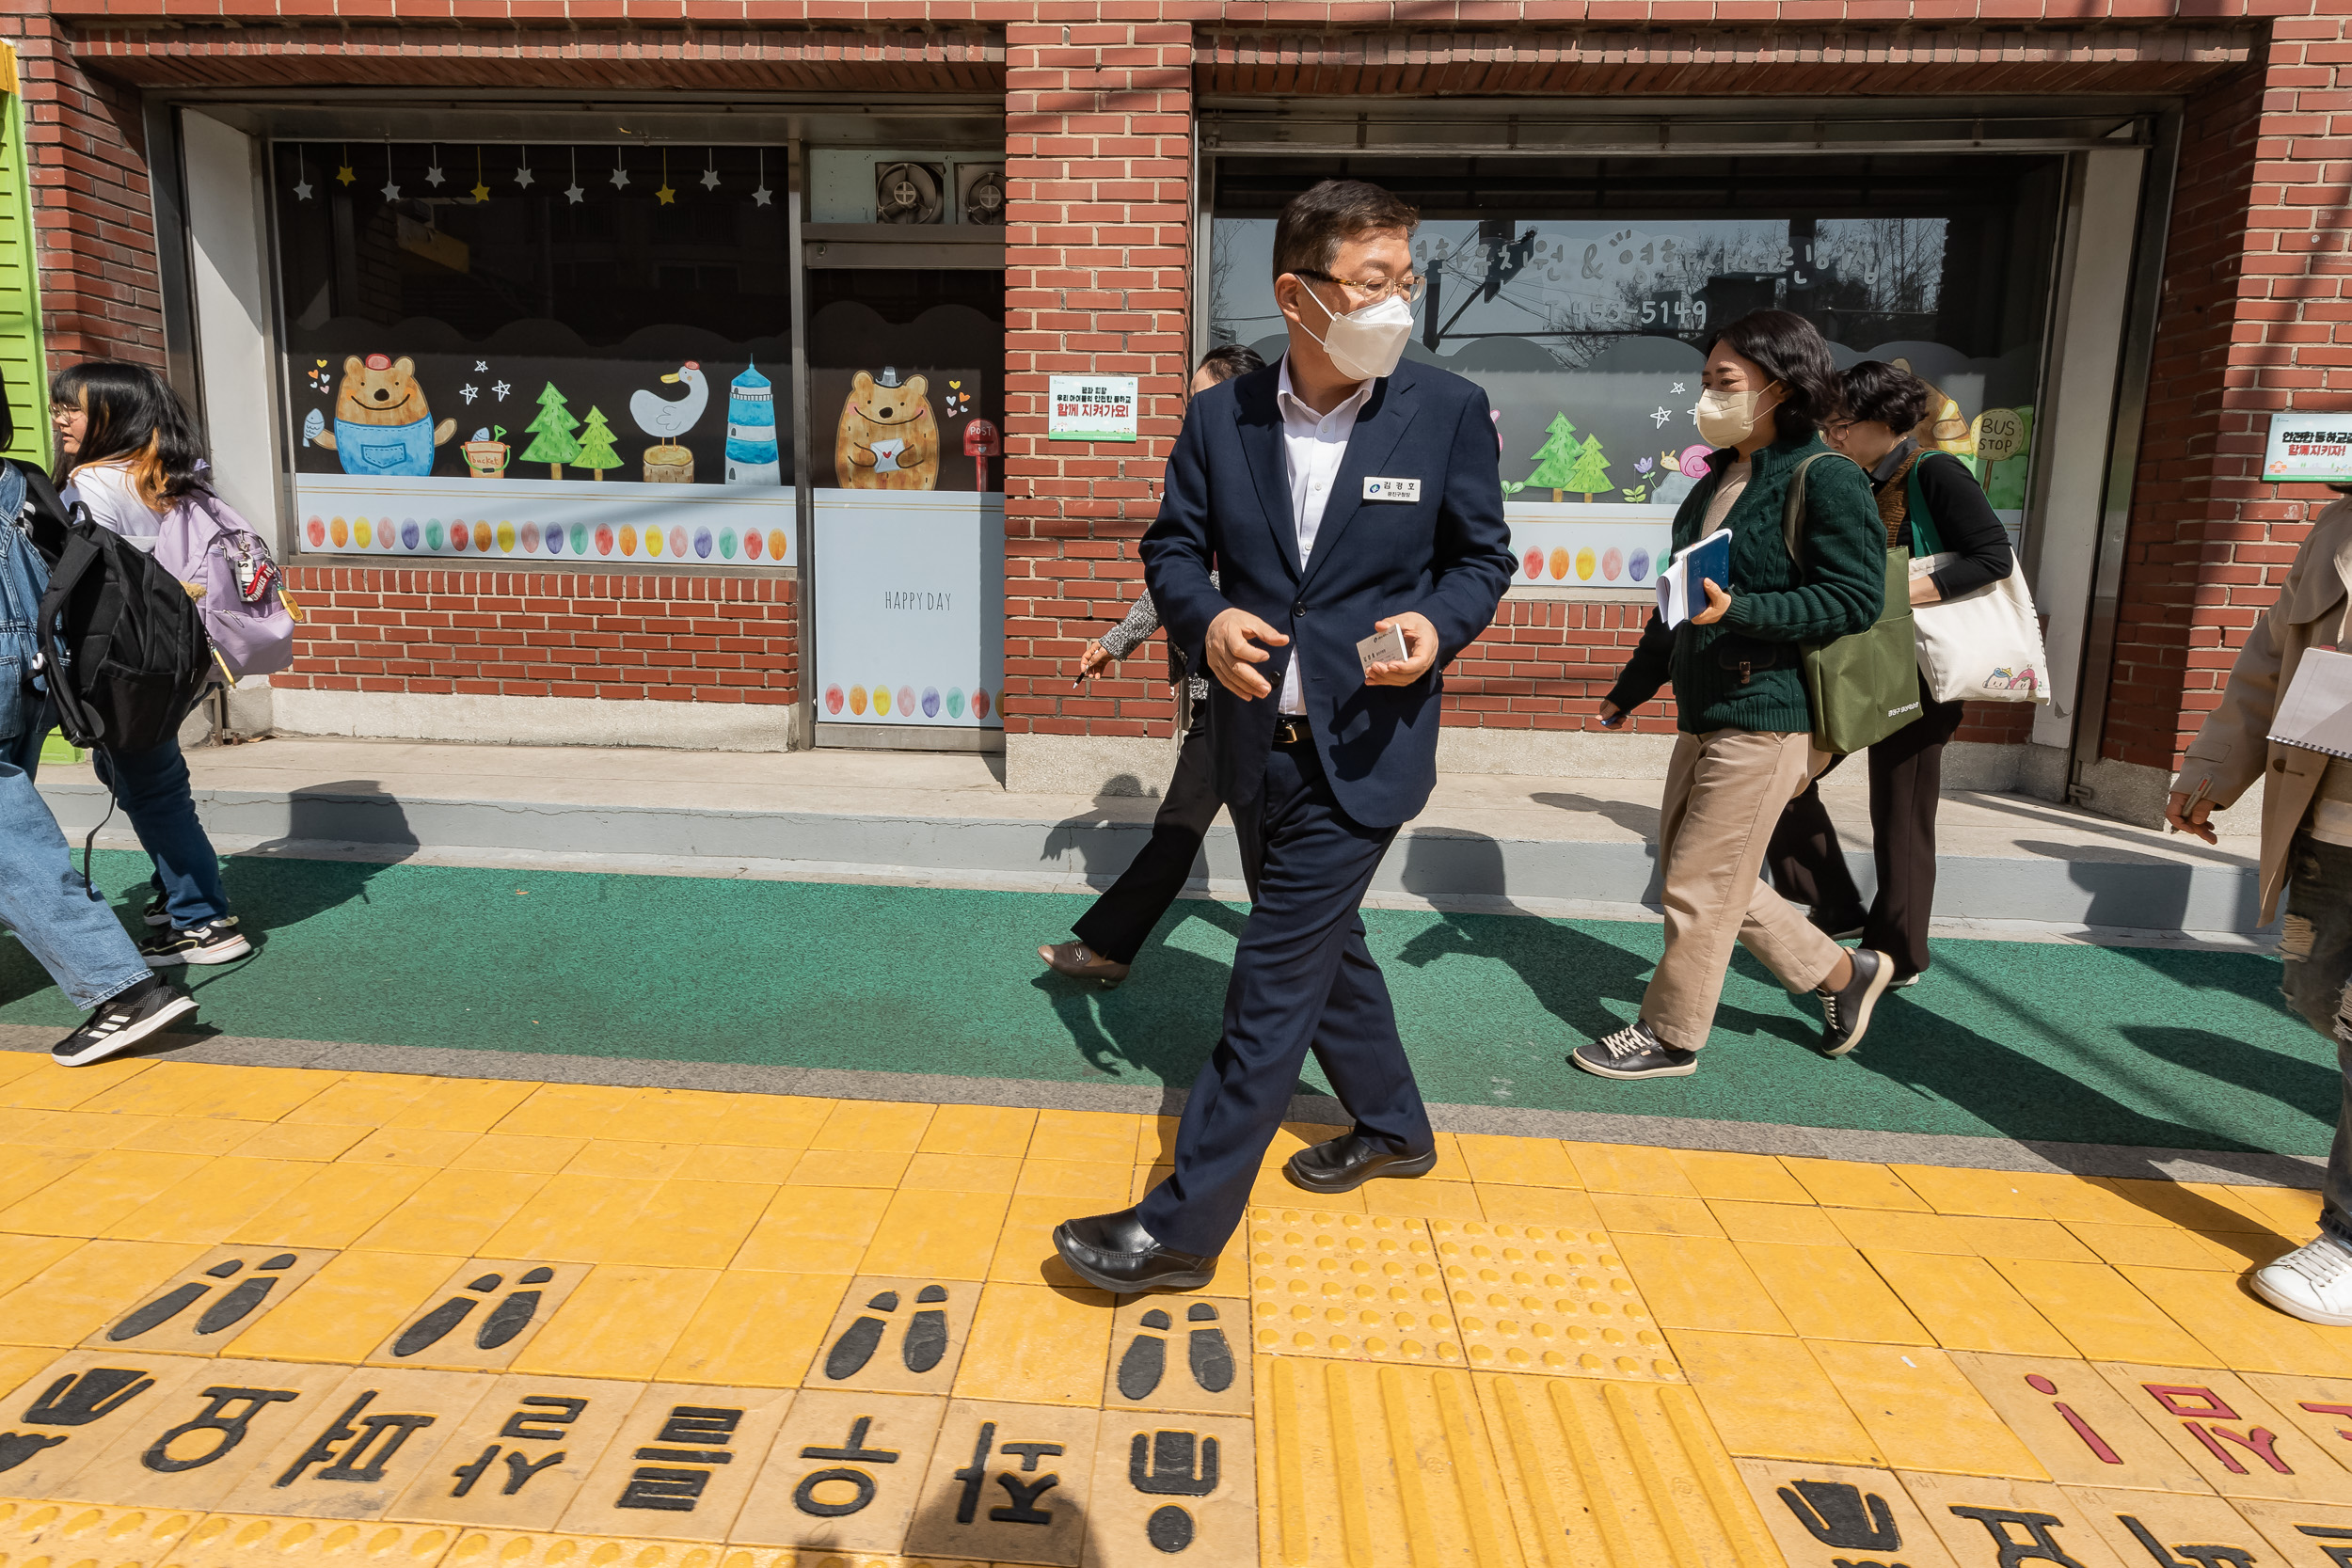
[1073,641,1113,689]
[1364,611,1440,687]
[1205,607,1289,700]
[1692,578,1733,626]
[2165,790,2218,845]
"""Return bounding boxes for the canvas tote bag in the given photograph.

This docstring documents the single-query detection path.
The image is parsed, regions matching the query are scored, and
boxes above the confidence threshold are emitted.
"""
[1902,457,2051,705]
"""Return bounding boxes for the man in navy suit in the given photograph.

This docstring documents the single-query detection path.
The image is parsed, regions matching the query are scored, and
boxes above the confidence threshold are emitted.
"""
[1054,180,1515,1291]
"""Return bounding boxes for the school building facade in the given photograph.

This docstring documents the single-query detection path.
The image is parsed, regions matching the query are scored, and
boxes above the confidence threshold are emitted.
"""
[0,2,2330,824]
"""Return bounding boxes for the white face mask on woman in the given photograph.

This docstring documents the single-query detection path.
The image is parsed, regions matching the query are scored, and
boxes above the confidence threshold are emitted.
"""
[1297,285,1415,383]
[1694,383,1782,449]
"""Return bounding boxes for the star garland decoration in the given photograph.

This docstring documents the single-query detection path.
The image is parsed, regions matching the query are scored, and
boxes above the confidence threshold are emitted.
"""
[379,140,401,203]
[425,144,445,188]
[335,144,356,186]
[610,149,629,190]
[655,148,675,207]
[291,146,313,202]
[751,147,772,207]
[514,145,534,189]
[564,147,584,205]
[469,146,491,204]
[700,148,721,192]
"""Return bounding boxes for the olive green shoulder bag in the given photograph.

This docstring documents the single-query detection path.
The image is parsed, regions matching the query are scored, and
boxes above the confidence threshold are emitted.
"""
[1783,451,1922,756]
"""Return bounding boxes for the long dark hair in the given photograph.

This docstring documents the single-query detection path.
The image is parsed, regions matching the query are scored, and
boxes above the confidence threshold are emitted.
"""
[53,359,210,508]
[1705,309,1839,444]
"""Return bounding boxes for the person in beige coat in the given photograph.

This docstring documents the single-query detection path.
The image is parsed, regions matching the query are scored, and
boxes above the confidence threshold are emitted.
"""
[2168,495,2352,1325]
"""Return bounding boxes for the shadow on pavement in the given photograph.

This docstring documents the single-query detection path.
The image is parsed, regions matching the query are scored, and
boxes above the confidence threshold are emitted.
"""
[219,779,420,937]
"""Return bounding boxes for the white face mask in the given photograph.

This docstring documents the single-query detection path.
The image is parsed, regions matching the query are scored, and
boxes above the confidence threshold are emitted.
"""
[1694,384,1780,449]
[1298,284,1415,383]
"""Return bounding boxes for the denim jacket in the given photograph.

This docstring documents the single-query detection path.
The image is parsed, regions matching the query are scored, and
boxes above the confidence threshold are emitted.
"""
[0,463,44,743]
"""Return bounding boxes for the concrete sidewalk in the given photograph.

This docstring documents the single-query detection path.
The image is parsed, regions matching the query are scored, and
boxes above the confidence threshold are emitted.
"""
[37,736,2273,935]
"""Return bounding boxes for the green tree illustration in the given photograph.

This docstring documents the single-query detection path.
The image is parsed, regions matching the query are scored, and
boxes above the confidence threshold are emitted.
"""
[520,382,583,478]
[575,405,623,481]
[1563,433,1613,502]
[1523,413,1581,501]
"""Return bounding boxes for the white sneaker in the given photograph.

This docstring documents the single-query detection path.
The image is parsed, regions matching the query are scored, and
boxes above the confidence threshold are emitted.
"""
[2251,1231,2352,1326]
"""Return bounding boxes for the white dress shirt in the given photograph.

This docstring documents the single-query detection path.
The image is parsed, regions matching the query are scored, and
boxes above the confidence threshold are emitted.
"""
[1274,356,1373,716]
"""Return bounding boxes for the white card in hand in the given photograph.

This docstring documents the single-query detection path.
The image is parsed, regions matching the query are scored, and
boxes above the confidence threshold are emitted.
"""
[1357,624,1407,673]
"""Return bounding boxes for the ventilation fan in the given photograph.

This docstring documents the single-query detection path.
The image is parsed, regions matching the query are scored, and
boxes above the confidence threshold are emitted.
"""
[874,162,945,225]
[961,166,1007,226]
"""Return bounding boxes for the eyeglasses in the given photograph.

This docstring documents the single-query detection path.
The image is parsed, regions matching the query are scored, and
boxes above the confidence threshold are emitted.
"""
[1293,268,1426,306]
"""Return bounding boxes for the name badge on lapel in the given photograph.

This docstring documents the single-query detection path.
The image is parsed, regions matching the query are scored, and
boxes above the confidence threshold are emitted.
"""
[1363,477,1422,502]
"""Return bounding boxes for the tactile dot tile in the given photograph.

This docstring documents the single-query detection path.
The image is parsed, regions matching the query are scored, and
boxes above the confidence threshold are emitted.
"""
[159,1514,458,1568]
[1428,1219,1680,1380]
[1245,1208,1464,1365]
[0,1499,201,1565]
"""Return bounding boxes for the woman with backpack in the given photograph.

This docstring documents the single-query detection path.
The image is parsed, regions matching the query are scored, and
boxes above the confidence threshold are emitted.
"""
[1765,360,2020,988]
[0,453,199,1064]
[51,360,251,967]
[1575,309,1892,1082]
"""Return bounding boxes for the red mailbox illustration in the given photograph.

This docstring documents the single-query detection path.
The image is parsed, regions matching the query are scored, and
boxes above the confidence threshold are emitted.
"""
[962,419,1002,492]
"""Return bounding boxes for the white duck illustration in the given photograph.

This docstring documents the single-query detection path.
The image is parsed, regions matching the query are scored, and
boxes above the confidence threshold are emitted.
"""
[631,361,709,439]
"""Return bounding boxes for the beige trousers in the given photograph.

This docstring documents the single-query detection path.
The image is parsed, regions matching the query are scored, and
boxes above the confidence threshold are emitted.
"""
[1644,728,1846,1051]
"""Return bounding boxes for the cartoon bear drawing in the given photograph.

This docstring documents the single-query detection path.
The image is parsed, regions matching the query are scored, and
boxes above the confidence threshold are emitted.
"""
[311,355,457,477]
[834,368,940,491]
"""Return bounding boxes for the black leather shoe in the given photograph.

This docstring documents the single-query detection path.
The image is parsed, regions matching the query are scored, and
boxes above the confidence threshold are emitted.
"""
[1053,1207,1216,1293]
[1284,1132,1438,1194]
[1816,947,1894,1057]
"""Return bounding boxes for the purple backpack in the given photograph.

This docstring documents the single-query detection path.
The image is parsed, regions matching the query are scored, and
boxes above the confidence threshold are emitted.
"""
[153,490,296,678]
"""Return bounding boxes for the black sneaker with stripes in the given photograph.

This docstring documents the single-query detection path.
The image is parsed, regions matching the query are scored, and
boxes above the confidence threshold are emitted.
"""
[52,977,196,1067]
[139,916,252,968]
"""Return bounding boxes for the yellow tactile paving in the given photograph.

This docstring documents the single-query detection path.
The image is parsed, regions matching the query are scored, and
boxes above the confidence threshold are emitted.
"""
[0,1059,2349,1562]
[1432,1218,1679,1379]
[1245,1211,1463,1368]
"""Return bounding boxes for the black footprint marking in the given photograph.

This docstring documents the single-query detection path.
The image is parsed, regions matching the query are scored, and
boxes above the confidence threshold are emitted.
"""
[1187,1303,1234,1394]
[824,1291,899,1380]
[478,1267,555,1350]
[1118,1308,1172,1401]
[903,1285,948,1372]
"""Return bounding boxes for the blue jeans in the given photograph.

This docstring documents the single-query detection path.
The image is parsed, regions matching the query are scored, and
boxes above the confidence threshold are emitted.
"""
[90,735,229,928]
[0,708,151,1010]
[2281,833,2352,1245]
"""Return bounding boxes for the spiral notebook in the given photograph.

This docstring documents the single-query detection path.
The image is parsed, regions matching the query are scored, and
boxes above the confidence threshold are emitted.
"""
[2269,646,2352,759]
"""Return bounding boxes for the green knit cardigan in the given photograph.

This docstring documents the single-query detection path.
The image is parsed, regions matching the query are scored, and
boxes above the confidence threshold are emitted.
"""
[1605,431,1886,736]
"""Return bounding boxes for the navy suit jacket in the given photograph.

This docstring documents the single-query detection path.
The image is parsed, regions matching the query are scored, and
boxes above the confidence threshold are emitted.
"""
[1141,358,1514,830]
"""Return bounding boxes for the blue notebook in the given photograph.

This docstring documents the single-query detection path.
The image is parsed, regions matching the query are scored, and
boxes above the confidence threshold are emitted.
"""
[1658,529,1733,627]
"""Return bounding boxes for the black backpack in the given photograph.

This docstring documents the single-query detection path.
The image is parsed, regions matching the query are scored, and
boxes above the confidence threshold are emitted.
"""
[21,462,214,753]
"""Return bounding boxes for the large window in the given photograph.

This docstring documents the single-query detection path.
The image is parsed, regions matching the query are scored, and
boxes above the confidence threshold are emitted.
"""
[273,140,794,565]
[1209,154,2062,591]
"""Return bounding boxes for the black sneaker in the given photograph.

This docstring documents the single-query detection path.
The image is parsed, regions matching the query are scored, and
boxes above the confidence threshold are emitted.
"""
[141,894,168,928]
[1817,948,1895,1057]
[53,977,196,1067]
[1570,1020,1697,1080]
[139,916,251,968]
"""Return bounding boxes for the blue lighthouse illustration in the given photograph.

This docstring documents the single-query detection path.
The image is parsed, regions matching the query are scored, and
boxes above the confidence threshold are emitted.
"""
[724,363,780,485]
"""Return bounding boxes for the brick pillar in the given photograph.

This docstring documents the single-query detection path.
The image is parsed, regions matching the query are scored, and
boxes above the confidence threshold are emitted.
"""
[4,20,162,371]
[2105,27,2349,811]
[1001,18,1191,793]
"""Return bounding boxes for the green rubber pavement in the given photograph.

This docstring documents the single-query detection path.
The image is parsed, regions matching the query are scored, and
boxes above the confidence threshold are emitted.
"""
[2,850,2328,1157]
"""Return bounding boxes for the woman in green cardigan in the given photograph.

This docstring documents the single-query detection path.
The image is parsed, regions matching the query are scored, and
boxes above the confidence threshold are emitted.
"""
[1580,309,1894,1081]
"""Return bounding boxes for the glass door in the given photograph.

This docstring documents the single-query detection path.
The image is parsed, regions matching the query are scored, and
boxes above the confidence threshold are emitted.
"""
[804,267,1005,742]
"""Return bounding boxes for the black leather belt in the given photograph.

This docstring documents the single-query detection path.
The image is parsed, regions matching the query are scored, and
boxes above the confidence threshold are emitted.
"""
[1274,716,1311,747]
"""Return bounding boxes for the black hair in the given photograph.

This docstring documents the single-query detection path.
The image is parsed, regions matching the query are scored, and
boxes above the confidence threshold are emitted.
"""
[1837,360,1933,435]
[1271,180,1419,283]
[1703,309,1839,444]
[1198,344,1266,384]
[52,359,210,506]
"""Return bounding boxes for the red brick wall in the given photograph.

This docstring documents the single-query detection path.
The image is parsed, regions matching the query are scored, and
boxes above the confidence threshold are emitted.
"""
[277,566,796,705]
[8,9,160,371]
[1000,18,1191,743]
[20,1,2328,755]
[2103,37,2342,776]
